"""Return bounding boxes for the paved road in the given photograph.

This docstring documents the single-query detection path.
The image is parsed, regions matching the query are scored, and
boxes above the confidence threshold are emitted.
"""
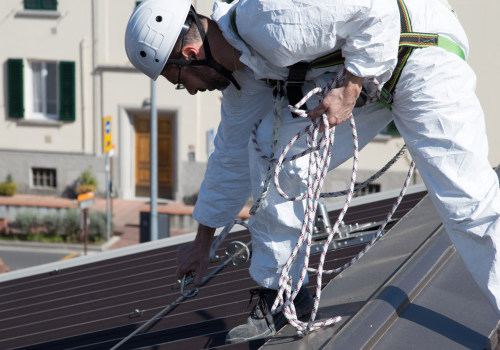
[0,247,78,271]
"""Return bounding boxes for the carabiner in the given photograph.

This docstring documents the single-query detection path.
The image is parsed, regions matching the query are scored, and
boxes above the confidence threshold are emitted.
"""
[180,274,199,298]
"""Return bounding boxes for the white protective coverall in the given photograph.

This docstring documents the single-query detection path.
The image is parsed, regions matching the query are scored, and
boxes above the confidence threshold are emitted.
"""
[191,0,500,315]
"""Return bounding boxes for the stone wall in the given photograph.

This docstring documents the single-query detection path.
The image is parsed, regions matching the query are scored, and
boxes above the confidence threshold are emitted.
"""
[0,150,105,198]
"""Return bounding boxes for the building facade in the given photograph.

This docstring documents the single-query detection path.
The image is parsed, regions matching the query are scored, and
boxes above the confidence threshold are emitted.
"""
[0,0,221,201]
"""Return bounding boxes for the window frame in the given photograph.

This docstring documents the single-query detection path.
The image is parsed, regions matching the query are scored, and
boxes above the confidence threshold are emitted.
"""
[26,60,59,121]
[7,58,76,123]
[31,167,58,190]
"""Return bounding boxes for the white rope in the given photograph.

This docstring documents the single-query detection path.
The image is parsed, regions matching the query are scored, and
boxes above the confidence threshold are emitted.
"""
[250,69,415,336]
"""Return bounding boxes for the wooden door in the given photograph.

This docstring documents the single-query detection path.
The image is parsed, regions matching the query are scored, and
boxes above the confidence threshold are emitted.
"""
[135,115,173,198]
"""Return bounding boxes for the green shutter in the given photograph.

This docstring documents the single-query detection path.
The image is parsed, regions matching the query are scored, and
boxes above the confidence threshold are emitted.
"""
[24,0,39,9]
[7,59,24,119]
[24,0,58,10]
[59,61,75,122]
[41,0,58,10]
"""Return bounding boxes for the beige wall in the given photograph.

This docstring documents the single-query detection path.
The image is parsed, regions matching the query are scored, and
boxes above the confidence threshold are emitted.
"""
[0,0,93,153]
[449,0,500,165]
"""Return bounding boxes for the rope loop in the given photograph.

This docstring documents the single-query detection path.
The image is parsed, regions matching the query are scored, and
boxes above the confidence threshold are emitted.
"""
[249,68,414,336]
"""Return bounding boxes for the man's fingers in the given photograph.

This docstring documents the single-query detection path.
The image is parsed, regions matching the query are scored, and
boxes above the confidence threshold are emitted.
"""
[309,103,327,120]
[176,267,190,280]
[194,262,209,286]
[194,269,203,286]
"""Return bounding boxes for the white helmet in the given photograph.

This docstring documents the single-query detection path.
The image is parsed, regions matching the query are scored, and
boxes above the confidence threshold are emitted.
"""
[125,0,191,80]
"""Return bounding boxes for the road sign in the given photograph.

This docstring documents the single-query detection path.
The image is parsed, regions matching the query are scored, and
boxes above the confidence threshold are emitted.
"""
[103,116,113,153]
[78,191,95,209]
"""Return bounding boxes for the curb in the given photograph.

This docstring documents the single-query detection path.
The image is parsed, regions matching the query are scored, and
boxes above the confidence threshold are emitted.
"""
[0,236,120,252]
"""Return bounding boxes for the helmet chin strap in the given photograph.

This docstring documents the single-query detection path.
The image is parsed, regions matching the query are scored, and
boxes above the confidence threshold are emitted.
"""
[168,8,241,90]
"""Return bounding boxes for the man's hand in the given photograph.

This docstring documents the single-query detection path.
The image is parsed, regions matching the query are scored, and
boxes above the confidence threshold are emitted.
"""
[308,72,364,129]
[176,224,215,286]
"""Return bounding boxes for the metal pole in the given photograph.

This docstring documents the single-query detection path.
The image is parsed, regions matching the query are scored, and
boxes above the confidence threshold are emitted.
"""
[105,152,111,241]
[83,208,89,256]
[150,79,158,241]
[110,153,114,236]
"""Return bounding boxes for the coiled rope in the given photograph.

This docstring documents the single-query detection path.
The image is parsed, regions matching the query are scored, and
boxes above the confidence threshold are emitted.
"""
[250,69,416,336]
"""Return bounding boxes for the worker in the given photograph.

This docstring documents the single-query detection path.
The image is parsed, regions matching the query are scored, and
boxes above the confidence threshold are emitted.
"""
[125,0,500,344]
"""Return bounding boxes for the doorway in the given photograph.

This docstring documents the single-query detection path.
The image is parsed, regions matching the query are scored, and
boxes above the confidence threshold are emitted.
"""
[134,115,174,199]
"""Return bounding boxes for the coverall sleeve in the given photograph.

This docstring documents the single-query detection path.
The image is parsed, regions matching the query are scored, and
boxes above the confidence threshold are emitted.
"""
[338,0,400,84]
[192,82,271,229]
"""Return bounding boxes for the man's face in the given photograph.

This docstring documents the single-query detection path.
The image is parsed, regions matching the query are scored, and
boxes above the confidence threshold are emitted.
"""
[161,65,230,95]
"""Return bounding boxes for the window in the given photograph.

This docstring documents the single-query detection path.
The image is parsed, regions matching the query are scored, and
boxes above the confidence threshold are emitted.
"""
[32,168,57,189]
[24,0,58,11]
[7,58,75,122]
[354,183,381,197]
[30,61,58,120]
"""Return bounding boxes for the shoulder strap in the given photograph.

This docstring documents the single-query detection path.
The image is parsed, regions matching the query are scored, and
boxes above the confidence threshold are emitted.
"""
[380,0,413,101]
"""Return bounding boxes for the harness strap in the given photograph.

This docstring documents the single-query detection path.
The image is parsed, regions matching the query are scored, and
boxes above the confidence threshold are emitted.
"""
[382,0,413,102]
[286,51,345,107]
[287,62,311,108]
[399,33,465,60]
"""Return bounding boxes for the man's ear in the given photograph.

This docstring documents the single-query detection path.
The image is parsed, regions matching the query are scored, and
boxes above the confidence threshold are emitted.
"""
[181,44,205,60]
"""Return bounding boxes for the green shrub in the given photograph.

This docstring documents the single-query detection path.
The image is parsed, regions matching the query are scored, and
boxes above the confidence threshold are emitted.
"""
[9,208,111,244]
[0,174,18,196]
[43,214,63,236]
[62,209,80,237]
[76,169,98,195]
[16,211,41,235]
[89,211,111,242]
[0,183,17,196]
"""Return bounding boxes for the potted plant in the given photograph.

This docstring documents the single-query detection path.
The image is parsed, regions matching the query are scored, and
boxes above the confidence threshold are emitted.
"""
[76,169,98,195]
[0,174,18,196]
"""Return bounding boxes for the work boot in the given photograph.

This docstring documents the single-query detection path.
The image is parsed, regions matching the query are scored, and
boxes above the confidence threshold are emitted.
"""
[225,286,314,344]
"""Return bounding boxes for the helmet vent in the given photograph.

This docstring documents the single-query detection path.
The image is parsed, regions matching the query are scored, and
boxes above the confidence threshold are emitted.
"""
[156,16,162,22]
[140,51,146,57]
